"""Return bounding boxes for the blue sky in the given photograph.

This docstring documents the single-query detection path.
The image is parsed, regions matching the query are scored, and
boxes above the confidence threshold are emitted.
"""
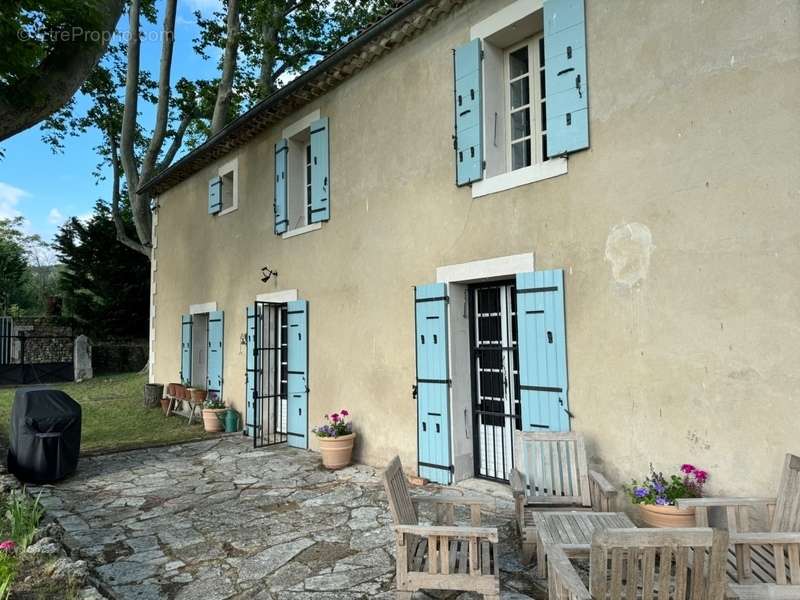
[0,0,223,257]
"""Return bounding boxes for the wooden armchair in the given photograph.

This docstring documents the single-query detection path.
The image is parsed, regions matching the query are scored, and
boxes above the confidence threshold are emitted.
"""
[548,528,729,600]
[509,431,617,564]
[677,453,800,599]
[382,456,500,600]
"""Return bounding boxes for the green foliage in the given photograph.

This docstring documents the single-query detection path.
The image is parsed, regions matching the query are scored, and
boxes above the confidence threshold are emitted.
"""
[52,200,149,339]
[0,551,14,600]
[0,216,53,315]
[3,491,43,551]
[0,1,108,108]
[0,373,212,454]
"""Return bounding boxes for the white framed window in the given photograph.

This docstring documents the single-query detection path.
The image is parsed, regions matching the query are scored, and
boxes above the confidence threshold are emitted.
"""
[505,35,547,171]
[305,144,313,225]
[217,158,238,215]
[470,0,567,199]
[281,110,322,238]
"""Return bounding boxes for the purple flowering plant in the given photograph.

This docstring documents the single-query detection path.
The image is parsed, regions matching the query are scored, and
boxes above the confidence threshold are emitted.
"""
[313,409,353,438]
[624,463,708,506]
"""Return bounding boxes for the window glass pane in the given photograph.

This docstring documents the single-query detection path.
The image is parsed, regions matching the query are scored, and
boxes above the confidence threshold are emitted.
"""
[539,68,546,99]
[509,46,528,78]
[510,109,530,140]
[512,139,531,170]
[477,288,501,313]
[539,37,545,68]
[510,78,530,109]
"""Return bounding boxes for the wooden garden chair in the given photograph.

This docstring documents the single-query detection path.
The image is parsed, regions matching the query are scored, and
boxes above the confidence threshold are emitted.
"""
[509,431,617,564]
[382,456,500,599]
[677,453,800,599]
[548,527,729,600]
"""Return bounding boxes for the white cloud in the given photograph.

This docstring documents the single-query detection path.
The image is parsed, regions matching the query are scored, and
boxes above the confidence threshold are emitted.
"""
[0,181,29,220]
[48,208,64,225]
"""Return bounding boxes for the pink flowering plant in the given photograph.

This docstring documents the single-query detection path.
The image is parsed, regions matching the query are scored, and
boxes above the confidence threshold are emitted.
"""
[313,409,353,438]
[624,463,708,506]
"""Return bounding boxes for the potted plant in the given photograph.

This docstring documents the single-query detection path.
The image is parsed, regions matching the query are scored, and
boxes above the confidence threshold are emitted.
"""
[313,410,355,470]
[202,393,225,432]
[187,385,207,405]
[625,463,709,527]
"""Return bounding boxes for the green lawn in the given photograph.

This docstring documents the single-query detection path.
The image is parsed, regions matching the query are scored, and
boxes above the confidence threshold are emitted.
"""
[0,373,213,455]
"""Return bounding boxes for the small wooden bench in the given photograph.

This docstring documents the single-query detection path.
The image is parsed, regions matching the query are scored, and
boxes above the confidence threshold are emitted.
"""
[678,453,800,599]
[548,527,729,600]
[382,456,501,599]
[509,431,617,564]
[534,510,636,577]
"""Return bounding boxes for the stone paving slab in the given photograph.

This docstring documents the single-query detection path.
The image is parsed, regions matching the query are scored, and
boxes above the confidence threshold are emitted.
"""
[31,438,547,599]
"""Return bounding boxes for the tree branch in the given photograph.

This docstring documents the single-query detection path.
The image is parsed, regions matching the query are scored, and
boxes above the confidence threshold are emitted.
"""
[211,0,240,135]
[141,0,178,179]
[109,135,149,256]
[157,112,194,172]
[0,0,124,142]
[119,0,142,197]
[271,47,325,83]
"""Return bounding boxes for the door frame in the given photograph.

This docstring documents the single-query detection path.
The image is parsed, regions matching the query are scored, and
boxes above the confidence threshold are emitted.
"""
[467,280,520,483]
[251,300,289,448]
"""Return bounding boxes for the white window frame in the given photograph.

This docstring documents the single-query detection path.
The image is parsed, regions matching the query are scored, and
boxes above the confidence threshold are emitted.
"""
[469,0,567,199]
[280,110,324,239]
[504,35,546,171]
[217,158,238,216]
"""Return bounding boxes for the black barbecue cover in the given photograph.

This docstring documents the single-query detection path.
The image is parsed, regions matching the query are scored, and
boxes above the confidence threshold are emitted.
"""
[7,388,81,483]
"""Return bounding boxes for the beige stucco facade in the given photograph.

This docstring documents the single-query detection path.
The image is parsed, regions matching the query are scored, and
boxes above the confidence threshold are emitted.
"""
[151,0,800,499]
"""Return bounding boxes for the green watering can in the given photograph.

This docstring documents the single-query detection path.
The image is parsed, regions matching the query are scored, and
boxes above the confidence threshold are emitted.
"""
[217,408,240,433]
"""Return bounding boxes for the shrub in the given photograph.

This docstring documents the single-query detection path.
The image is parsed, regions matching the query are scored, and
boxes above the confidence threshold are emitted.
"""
[4,490,44,550]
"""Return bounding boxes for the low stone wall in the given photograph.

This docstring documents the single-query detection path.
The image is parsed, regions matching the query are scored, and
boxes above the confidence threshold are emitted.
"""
[11,317,73,364]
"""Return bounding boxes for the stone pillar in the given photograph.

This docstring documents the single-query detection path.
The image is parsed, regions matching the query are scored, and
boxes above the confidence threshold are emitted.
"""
[74,335,93,382]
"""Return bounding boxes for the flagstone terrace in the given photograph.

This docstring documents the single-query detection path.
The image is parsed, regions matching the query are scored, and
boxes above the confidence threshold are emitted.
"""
[32,438,546,599]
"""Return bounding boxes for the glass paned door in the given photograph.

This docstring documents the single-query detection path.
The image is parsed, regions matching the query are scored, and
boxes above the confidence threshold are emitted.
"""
[470,282,521,482]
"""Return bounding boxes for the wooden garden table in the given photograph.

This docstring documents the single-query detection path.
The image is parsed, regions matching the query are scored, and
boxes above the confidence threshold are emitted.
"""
[534,510,636,577]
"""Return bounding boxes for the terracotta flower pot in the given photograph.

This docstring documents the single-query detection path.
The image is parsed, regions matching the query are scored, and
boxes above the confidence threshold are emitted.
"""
[189,388,207,404]
[202,408,225,432]
[318,433,356,470]
[639,503,697,528]
[160,397,171,416]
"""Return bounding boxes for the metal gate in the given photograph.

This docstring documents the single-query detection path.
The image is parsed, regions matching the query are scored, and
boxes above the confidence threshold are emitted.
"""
[251,301,288,448]
[0,319,75,386]
[469,282,521,482]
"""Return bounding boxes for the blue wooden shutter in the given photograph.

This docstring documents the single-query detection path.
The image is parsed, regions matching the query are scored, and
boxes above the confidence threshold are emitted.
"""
[245,305,256,436]
[208,176,222,214]
[414,283,452,484]
[286,300,308,448]
[274,139,288,234]
[544,0,589,156]
[453,38,483,186]
[207,310,224,399]
[515,270,570,432]
[180,314,192,384]
[309,117,330,223]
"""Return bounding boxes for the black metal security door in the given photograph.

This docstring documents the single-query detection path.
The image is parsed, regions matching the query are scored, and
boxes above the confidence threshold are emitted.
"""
[252,301,288,448]
[469,282,521,482]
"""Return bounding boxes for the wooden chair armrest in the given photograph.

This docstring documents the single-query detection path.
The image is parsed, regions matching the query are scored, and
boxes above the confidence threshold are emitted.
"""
[510,468,525,497]
[676,497,776,509]
[393,524,499,543]
[547,545,592,600]
[588,470,616,495]
[412,494,490,508]
[730,532,800,545]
